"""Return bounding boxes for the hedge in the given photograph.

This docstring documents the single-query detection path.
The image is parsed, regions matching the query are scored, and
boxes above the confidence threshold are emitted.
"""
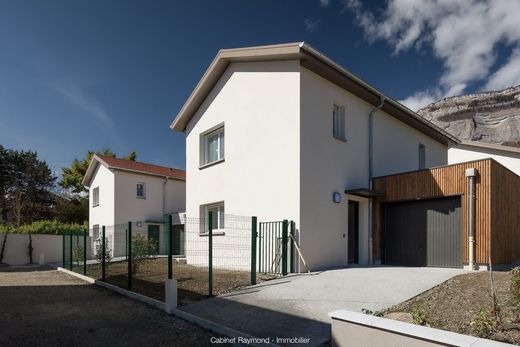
[0,220,88,235]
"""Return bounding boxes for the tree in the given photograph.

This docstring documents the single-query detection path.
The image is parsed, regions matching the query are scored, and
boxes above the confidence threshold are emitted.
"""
[60,149,137,195]
[1,148,56,227]
[53,194,89,224]
[0,145,7,223]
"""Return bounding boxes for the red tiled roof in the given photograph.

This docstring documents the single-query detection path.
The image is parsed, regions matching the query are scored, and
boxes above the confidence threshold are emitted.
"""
[97,155,185,180]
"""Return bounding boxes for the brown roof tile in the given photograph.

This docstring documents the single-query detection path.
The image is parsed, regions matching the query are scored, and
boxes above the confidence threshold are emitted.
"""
[98,155,185,180]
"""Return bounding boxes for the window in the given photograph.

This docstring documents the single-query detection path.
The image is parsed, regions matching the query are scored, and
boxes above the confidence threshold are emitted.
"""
[203,127,225,165]
[93,224,100,241]
[419,144,426,169]
[204,202,225,231]
[92,187,99,207]
[333,104,346,141]
[137,183,146,198]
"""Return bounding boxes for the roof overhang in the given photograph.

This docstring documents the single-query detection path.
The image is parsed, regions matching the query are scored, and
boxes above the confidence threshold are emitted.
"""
[82,154,105,188]
[457,140,520,156]
[345,188,383,198]
[170,42,459,146]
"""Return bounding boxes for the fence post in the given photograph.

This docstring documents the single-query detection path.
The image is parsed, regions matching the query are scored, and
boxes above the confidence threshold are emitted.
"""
[165,214,178,312]
[83,228,87,275]
[102,226,106,281]
[167,215,173,279]
[69,229,73,270]
[127,221,132,290]
[251,216,257,285]
[282,220,288,276]
[290,221,295,273]
[62,234,65,268]
[208,211,213,296]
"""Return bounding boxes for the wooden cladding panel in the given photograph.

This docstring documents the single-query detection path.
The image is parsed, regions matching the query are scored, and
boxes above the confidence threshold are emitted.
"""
[373,159,492,264]
[491,161,520,264]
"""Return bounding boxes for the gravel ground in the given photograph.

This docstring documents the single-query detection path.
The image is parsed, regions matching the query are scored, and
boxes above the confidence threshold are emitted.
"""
[82,258,275,304]
[386,271,520,345]
[0,266,227,347]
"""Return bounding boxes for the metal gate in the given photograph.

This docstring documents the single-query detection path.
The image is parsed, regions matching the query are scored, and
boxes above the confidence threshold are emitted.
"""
[257,220,294,276]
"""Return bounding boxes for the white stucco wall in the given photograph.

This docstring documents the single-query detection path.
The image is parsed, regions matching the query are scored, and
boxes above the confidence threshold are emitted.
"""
[185,60,300,221]
[448,145,520,175]
[88,164,115,231]
[373,110,447,176]
[299,67,448,270]
[184,60,300,269]
[113,171,185,224]
[0,233,63,265]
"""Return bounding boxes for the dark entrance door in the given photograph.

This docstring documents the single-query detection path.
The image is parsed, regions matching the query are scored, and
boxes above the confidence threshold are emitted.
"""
[147,224,160,254]
[172,224,183,255]
[348,200,359,264]
[381,196,462,268]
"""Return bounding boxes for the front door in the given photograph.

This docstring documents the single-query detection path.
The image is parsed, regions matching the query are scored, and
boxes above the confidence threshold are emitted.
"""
[147,224,160,254]
[348,200,359,264]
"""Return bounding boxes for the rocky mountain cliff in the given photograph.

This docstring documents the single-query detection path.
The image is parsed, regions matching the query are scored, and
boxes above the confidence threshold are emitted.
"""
[418,85,520,147]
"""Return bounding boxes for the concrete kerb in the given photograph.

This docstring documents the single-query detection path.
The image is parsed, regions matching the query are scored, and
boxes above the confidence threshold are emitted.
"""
[57,267,279,347]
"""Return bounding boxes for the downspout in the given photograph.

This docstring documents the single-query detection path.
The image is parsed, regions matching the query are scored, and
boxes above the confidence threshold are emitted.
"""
[466,168,478,270]
[162,177,169,216]
[368,96,385,265]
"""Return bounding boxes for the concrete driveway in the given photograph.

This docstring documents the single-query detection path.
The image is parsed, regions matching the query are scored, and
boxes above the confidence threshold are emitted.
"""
[181,266,464,346]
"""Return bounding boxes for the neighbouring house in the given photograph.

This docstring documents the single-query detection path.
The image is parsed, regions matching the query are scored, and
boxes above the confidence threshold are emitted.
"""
[448,140,520,175]
[82,154,186,256]
[170,42,520,271]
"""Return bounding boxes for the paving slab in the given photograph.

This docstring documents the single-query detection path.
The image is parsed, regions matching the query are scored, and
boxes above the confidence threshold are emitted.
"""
[181,266,465,346]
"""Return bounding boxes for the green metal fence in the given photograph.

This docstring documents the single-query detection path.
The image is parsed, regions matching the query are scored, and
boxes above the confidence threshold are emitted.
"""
[62,229,95,277]
[64,215,296,305]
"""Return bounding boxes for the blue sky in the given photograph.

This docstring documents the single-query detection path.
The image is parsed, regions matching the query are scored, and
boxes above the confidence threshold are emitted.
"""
[1,0,519,178]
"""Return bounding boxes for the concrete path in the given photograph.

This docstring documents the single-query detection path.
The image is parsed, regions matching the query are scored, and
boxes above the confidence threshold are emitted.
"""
[181,266,464,346]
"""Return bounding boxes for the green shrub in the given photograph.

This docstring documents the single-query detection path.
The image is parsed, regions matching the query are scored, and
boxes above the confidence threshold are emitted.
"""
[95,237,113,270]
[470,309,495,338]
[73,244,84,269]
[0,220,87,235]
[410,307,431,327]
[361,308,384,317]
[131,234,157,276]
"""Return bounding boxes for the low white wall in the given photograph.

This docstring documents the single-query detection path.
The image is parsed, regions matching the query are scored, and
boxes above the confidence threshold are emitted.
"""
[0,233,63,265]
[329,310,511,347]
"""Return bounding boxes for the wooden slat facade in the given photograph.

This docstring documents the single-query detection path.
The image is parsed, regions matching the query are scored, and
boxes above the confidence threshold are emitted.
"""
[491,161,520,264]
[373,159,493,265]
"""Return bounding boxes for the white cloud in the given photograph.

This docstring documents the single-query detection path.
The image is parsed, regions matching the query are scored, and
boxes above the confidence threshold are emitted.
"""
[344,0,520,110]
[320,0,330,7]
[50,82,128,152]
[485,48,520,91]
[304,18,322,33]
[52,83,114,127]
[399,89,443,111]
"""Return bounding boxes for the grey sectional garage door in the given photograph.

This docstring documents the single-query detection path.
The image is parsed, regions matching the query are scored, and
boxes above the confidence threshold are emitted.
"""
[381,197,462,268]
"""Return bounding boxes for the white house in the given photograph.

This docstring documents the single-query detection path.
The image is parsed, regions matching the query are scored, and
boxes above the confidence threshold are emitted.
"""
[82,154,186,255]
[170,42,458,271]
[449,141,520,175]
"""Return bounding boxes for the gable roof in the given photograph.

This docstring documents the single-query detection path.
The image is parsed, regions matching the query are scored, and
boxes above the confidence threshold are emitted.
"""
[170,42,459,146]
[456,141,520,156]
[82,154,186,188]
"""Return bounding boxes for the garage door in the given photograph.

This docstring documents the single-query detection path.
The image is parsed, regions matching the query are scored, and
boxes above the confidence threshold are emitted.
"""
[381,197,462,268]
